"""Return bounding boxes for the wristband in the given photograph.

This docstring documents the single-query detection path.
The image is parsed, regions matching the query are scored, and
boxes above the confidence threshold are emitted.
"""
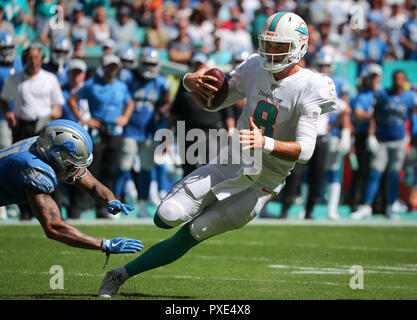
[263,136,275,153]
[101,239,110,252]
[182,73,193,92]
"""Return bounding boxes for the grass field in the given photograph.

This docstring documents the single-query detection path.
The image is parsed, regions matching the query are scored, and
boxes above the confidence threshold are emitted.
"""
[0,221,416,300]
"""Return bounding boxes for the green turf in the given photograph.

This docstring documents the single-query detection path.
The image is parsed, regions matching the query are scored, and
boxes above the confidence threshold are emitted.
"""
[0,224,416,300]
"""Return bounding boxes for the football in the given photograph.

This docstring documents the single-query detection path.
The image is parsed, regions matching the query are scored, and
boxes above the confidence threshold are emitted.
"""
[204,68,229,109]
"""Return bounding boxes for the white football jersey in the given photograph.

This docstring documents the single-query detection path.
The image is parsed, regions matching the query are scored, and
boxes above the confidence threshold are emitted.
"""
[216,54,337,181]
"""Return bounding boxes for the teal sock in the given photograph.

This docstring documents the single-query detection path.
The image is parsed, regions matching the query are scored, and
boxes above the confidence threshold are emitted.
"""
[125,223,200,276]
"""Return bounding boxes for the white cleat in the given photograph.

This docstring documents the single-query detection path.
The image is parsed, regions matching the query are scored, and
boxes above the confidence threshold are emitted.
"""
[351,205,372,220]
[327,210,340,220]
[98,270,126,298]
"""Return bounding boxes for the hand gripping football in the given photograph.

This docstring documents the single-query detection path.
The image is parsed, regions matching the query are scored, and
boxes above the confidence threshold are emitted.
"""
[204,68,229,109]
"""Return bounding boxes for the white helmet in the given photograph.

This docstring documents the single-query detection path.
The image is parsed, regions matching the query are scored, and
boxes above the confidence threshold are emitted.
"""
[258,11,308,73]
[36,120,93,184]
[0,32,16,64]
[138,47,161,80]
[119,45,137,70]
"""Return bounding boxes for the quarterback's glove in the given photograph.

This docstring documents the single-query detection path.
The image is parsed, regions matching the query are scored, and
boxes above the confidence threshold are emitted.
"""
[366,135,380,153]
[101,237,144,254]
[101,237,144,269]
[107,200,134,215]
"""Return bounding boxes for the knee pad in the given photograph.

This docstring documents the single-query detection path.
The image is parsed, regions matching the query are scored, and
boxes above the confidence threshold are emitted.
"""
[156,200,185,228]
[190,191,259,241]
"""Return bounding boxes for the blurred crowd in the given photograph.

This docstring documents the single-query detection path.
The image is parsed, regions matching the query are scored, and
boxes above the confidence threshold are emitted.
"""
[1,0,417,221]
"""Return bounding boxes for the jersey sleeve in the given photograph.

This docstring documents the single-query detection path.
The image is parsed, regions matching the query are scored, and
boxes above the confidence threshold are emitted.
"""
[0,74,16,102]
[303,73,338,115]
[295,73,337,163]
[205,56,255,112]
[20,165,58,194]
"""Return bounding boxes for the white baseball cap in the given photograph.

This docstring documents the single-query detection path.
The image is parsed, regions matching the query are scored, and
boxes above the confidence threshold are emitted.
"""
[68,59,87,72]
[102,54,121,67]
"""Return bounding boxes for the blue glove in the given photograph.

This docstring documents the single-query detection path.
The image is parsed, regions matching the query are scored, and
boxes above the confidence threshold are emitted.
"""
[107,200,134,215]
[101,237,144,254]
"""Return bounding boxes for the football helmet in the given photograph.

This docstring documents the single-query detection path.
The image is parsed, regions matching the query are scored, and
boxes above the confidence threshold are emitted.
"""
[50,36,72,69]
[36,120,93,184]
[137,47,161,80]
[119,45,137,70]
[258,11,308,73]
[314,51,335,74]
[0,32,16,64]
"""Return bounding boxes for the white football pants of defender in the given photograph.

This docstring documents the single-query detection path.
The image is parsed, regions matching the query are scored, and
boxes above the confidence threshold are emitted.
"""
[156,163,284,241]
[118,137,156,172]
[369,138,407,173]
[325,135,344,216]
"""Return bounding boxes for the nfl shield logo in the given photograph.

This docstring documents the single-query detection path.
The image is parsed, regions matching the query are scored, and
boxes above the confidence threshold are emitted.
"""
[312,112,319,118]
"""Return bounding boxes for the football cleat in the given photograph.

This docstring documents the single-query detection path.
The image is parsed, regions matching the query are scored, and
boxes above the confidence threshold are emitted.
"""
[351,205,372,220]
[98,269,126,298]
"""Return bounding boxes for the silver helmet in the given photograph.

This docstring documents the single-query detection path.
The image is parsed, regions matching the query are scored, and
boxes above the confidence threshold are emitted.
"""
[138,46,161,80]
[119,45,137,70]
[50,36,72,72]
[0,32,16,64]
[36,120,93,184]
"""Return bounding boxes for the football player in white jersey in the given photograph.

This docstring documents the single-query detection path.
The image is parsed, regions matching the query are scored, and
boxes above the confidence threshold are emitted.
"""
[98,11,337,297]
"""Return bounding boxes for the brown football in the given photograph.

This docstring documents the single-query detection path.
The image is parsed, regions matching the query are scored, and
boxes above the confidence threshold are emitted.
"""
[204,68,229,109]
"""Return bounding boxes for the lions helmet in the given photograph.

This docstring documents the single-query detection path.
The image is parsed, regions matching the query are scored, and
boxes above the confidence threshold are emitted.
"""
[36,120,93,184]
[138,47,161,80]
[119,45,137,70]
[50,36,72,67]
[258,12,308,73]
[315,51,334,74]
[0,32,16,64]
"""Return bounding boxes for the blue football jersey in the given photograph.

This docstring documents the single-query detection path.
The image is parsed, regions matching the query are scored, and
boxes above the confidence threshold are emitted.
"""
[124,75,169,141]
[401,18,417,59]
[0,59,24,120]
[375,89,417,142]
[351,90,376,133]
[0,137,59,206]
[76,76,131,127]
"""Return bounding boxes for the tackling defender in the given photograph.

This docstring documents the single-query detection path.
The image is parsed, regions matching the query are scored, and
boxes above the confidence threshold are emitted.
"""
[98,11,337,297]
[0,119,144,256]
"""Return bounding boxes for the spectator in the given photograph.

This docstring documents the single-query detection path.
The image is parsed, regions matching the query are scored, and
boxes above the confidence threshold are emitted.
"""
[0,5,15,35]
[67,54,134,219]
[351,70,417,220]
[187,6,215,54]
[13,9,36,56]
[72,35,85,58]
[145,8,170,49]
[354,20,390,73]
[110,5,140,49]
[114,47,171,217]
[39,0,71,46]
[207,32,233,68]
[387,4,406,57]
[1,0,33,27]
[161,3,179,41]
[87,6,111,47]
[400,2,417,60]
[0,43,64,220]
[70,2,92,46]
[168,18,193,65]
[34,0,60,34]
[80,0,111,17]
